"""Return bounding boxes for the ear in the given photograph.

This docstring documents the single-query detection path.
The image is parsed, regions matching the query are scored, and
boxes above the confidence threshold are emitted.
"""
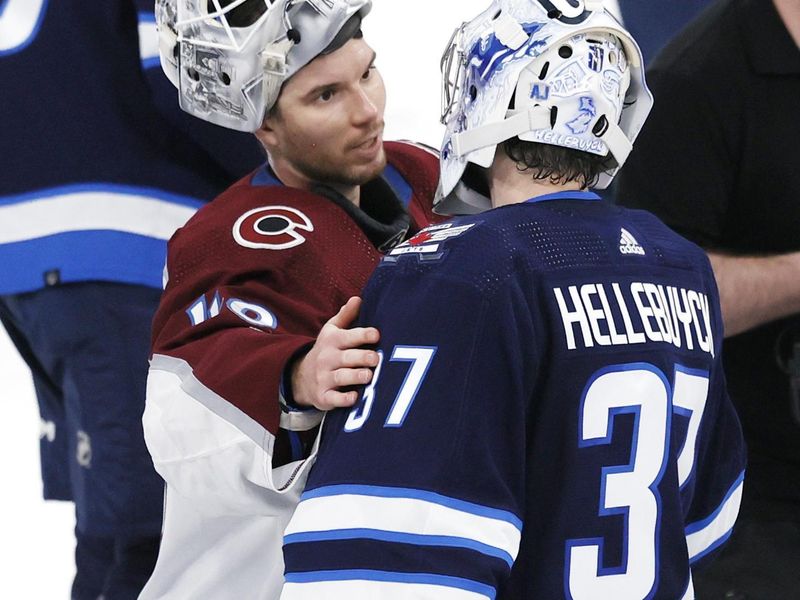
[255,113,280,151]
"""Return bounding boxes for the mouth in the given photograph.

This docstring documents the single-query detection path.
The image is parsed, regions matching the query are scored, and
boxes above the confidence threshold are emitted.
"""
[351,126,385,154]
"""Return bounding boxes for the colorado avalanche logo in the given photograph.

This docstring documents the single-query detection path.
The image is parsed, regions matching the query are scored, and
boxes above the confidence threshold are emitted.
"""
[233,206,314,250]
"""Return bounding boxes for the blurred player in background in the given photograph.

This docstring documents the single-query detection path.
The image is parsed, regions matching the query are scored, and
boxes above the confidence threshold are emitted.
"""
[280,1,746,598]
[140,0,441,598]
[0,1,262,598]
[616,0,713,64]
[616,0,800,596]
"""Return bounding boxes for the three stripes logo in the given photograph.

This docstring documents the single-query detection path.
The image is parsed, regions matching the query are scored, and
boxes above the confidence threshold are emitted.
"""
[619,228,645,255]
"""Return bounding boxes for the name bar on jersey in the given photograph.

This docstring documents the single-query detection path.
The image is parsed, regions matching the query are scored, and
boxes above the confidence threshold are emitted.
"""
[553,282,714,356]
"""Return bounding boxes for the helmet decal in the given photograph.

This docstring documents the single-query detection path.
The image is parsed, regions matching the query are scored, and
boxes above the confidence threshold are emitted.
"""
[534,0,593,24]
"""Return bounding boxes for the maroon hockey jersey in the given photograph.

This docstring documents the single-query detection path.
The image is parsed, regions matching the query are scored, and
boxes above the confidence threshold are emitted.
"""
[150,141,441,436]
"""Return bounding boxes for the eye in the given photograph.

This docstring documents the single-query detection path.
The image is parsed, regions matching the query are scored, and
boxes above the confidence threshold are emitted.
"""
[319,89,334,102]
[362,66,375,80]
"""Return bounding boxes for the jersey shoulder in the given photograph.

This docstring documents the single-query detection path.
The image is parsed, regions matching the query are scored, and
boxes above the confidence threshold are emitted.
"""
[165,167,374,289]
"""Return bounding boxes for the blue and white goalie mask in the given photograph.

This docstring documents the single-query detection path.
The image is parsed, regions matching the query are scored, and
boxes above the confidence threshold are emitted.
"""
[436,0,653,215]
[156,0,372,132]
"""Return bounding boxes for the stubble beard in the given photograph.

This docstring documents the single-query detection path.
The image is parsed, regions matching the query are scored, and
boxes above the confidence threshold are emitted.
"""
[294,146,388,190]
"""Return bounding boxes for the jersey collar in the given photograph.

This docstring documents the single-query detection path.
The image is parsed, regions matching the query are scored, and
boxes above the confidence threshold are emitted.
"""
[250,163,411,252]
[525,190,602,204]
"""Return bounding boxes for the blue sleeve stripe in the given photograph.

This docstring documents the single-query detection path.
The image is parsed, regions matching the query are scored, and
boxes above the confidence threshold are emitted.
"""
[284,569,496,599]
[284,528,514,568]
[141,56,160,70]
[0,231,169,293]
[137,10,156,24]
[685,471,745,563]
[287,490,521,565]
[301,484,522,530]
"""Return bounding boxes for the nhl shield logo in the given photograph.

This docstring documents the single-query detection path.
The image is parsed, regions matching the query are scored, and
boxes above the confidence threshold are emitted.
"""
[233,206,314,250]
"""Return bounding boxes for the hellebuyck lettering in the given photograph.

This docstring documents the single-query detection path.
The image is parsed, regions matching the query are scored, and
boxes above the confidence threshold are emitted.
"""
[553,282,714,355]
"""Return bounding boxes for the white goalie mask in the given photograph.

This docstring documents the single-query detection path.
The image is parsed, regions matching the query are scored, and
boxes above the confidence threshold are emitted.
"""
[436,0,653,215]
[156,0,372,132]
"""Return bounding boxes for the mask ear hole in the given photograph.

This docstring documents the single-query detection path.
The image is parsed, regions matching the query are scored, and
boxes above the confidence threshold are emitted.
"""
[538,62,550,80]
[558,45,573,59]
[592,115,609,137]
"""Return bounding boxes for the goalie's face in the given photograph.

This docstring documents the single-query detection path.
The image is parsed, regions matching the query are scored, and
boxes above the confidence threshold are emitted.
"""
[257,36,387,197]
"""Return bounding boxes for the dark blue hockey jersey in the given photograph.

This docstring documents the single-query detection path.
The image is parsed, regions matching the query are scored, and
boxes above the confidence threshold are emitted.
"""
[0,0,261,294]
[281,191,746,600]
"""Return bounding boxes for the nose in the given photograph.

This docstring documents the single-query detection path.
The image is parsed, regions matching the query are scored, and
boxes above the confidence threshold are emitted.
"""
[350,86,380,127]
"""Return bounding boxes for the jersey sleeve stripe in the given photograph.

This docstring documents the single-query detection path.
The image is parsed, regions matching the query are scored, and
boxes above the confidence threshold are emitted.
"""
[282,570,496,600]
[284,529,514,567]
[287,488,521,562]
[137,11,159,66]
[684,471,744,563]
[0,185,203,243]
[300,484,523,528]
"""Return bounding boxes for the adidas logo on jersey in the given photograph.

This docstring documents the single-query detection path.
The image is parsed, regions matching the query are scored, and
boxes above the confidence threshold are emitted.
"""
[619,228,645,255]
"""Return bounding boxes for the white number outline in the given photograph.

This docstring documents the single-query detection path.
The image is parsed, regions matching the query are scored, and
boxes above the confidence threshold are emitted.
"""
[0,0,48,56]
[566,363,709,600]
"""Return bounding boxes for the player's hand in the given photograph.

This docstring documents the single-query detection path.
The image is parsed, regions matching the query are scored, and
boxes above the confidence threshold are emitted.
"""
[291,297,380,411]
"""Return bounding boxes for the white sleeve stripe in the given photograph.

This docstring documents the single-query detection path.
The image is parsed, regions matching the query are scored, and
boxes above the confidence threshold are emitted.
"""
[283,570,495,599]
[137,12,159,62]
[302,484,522,528]
[284,528,514,567]
[285,492,521,562]
[0,188,200,243]
[685,471,744,563]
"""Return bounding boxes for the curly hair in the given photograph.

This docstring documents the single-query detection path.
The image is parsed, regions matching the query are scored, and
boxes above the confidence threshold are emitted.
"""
[501,137,615,189]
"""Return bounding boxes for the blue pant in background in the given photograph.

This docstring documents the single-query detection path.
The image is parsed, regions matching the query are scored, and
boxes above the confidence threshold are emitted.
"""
[0,282,165,599]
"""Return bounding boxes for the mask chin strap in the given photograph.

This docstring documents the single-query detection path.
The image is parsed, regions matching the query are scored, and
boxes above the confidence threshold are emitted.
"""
[596,119,632,166]
[450,105,633,168]
[450,106,552,158]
